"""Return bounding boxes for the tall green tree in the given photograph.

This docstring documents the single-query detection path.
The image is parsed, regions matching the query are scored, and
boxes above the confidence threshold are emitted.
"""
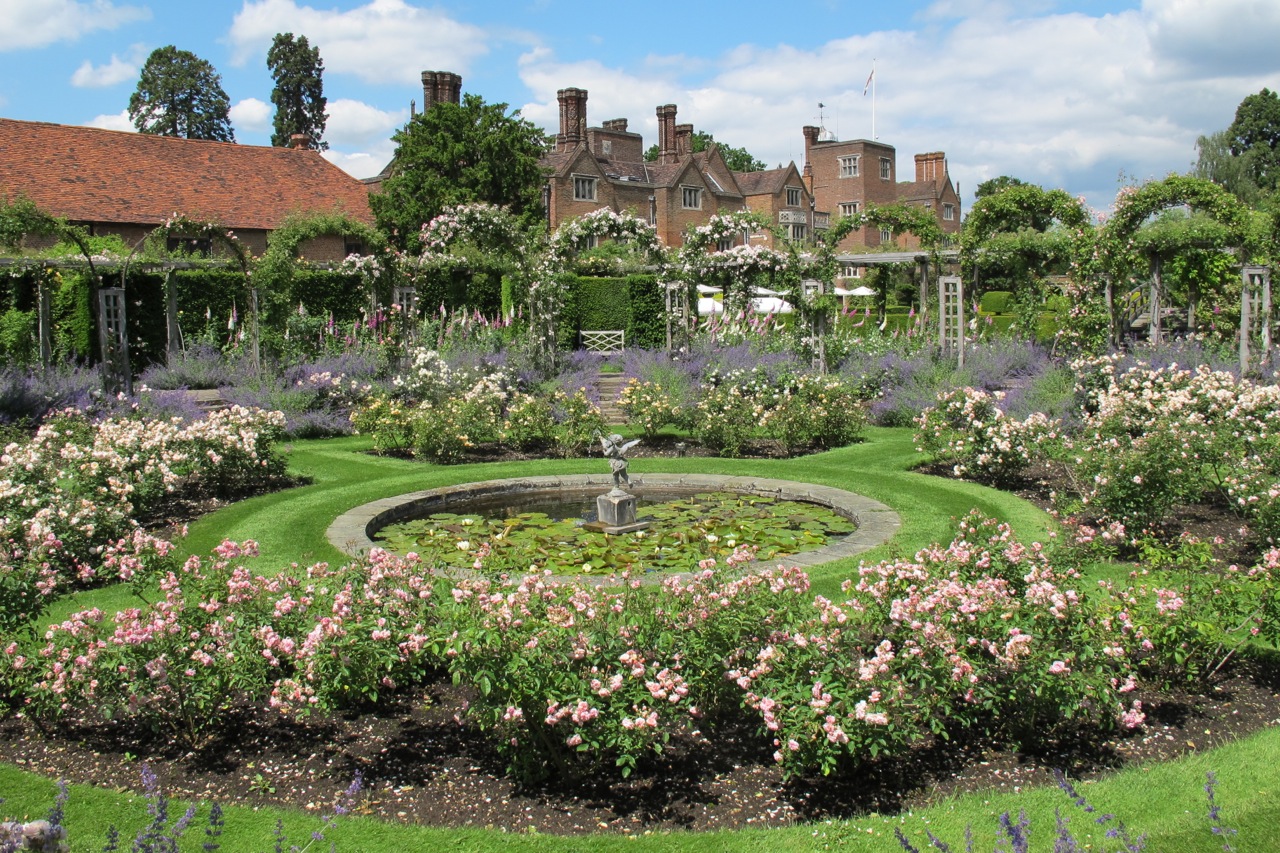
[973,175,1027,201]
[1194,129,1263,204]
[1227,87,1280,192]
[128,46,234,142]
[644,130,766,172]
[370,94,549,250]
[267,32,328,150]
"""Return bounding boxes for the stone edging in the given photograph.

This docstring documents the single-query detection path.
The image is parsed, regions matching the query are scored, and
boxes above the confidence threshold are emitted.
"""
[327,474,900,573]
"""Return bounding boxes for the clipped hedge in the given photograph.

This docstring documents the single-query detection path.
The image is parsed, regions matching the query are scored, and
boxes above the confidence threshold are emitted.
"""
[561,274,665,351]
[979,290,1014,314]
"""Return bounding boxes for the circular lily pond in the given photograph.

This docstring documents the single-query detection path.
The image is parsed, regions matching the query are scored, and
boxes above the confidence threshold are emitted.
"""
[373,489,857,576]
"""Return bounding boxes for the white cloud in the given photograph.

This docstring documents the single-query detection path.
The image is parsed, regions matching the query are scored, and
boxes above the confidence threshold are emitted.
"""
[0,0,149,52]
[85,110,134,132]
[70,44,146,88]
[1144,0,1280,76]
[227,0,492,84]
[324,146,396,181]
[516,1,1280,214]
[229,98,272,133]
[324,98,409,147]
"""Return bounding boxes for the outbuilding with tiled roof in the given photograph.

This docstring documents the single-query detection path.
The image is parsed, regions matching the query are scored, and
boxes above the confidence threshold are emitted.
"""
[0,117,375,259]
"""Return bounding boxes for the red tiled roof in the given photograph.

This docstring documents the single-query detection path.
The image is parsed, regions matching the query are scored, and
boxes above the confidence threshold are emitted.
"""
[734,167,791,196]
[0,118,374,230]
[896,180,940,203]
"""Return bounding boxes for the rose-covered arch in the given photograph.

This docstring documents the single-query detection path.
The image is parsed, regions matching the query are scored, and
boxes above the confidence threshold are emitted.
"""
[677,211,795,314]
[523,209,665,370]
[419,202,529,263]
[546,207,664,267]
[413,203,530,317]
[1102,176,1251,345]
[963,186,1090,250]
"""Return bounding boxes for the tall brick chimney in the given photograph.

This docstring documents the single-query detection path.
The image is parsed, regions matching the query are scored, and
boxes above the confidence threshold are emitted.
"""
[421,71,462,112]
[675,123,694,158]
[556,87,588,152]
[656,104,678,164]
[915,152,946,184]
[802,125,821,189]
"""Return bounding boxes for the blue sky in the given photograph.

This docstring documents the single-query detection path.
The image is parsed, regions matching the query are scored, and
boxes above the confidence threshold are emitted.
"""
[3,0,1279,213]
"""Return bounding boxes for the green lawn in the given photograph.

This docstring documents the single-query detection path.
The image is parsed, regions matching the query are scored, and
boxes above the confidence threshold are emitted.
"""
[13,427,1280,851]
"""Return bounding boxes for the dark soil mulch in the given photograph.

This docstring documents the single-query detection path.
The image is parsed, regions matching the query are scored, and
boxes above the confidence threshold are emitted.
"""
[1,663,1277,835]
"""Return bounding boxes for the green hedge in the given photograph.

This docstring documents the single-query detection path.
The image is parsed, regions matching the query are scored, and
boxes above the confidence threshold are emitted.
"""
[979,290,1014,314]
[560,274,665,351]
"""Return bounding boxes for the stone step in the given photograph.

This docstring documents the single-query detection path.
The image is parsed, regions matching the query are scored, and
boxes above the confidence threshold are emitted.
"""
[593,373,630,426]
[186,388,229,411]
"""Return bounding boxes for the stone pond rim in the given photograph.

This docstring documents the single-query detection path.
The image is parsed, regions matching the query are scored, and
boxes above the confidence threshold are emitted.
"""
[327,474,901,573]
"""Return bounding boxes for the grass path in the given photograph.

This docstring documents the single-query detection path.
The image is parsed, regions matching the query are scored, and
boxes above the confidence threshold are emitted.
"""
[14,428,1280,850]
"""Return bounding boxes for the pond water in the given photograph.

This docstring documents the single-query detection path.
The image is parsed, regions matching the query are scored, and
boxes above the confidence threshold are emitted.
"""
[374,489,857,576]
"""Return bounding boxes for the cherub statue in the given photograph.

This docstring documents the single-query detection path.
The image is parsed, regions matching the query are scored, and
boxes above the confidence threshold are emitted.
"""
[598,432,641,490]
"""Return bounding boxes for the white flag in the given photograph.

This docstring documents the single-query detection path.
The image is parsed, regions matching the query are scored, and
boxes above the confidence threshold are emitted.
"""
[862,68,875,96]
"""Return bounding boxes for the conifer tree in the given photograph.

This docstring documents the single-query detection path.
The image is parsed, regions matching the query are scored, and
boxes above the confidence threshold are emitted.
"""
[128,46,234,142]
[267,33,328,150]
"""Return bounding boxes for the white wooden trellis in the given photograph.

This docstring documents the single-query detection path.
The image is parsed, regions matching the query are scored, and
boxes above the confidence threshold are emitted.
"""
[939,274,964,367]
[1241,265,1273,375]
[97,286,132,395]
[392,285,419,369]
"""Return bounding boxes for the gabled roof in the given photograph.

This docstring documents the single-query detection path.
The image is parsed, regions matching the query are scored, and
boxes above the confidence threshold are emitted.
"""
[0,118,374,230]
[691,149,743,199]
[897,180,945,204]
[734,165,799,197]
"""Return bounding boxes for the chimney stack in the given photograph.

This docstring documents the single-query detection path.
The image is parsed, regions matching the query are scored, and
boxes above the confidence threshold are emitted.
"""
[602,118,628,132]
[915,152,946,184]
[802,125,821,189]
[421,71,462,113]
[656,104,678,164]
[287,132,313,150]
[675,123,694,157]
[556,87,588,152]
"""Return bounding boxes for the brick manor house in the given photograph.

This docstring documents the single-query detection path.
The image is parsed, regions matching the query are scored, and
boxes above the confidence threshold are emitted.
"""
[372,71,960,256]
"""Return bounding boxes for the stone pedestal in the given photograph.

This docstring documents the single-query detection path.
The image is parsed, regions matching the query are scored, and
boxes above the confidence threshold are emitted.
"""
[583,488,651,535]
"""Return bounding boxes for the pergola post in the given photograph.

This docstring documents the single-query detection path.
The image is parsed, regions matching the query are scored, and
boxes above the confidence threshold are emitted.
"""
[164,269,181,362]
[249,287,262,376]
[1148,256,1162,347]
[36,277,52,368]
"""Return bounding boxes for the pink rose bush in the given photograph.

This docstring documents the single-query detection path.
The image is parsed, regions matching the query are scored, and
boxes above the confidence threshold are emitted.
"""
[914,387,1055,484]
[0,406,286,634]
[918,359,1280,550]
[9,513,1267,781]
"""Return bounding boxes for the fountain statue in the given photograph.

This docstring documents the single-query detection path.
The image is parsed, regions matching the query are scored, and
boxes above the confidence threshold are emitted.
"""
[586,433,651,534]
[599,432,640,491]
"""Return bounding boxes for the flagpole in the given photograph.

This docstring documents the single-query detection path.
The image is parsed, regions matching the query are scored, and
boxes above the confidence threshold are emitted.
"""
[863,59,877,140]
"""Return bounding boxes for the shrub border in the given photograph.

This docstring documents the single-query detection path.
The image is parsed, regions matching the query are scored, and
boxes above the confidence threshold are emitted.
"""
[327,473,900,573]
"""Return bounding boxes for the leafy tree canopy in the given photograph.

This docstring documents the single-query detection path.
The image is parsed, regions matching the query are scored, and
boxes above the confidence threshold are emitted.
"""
[268,33,328,150]
[644,130,766,173]
[973,175,1027,200]
[1227,87,1280,191]
[128,46,235,142]
[1194,129,1264,204]
[370,94,549,251]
